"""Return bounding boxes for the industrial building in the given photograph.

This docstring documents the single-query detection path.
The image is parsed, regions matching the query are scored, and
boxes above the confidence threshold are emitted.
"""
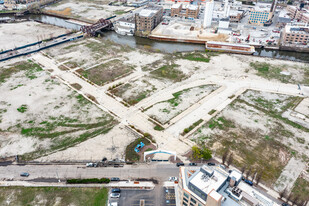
[135,5,163,36]
[171,3,200,19]
[177,165,280,206]
[281,25,309,45]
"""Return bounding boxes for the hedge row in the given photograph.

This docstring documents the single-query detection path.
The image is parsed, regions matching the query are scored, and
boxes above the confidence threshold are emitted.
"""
[67,178,110,184]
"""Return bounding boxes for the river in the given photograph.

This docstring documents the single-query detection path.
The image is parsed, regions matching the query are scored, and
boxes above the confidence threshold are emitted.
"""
[2,13,309,62]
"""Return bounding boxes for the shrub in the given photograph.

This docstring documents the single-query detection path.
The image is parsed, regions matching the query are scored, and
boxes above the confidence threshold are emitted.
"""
[67,178,110,184]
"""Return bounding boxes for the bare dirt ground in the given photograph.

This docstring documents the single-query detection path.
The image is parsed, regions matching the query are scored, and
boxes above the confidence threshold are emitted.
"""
[37,124,138,162]
[0,21,70,51]
[44,0,133,21]
[144,84,219,124]
[0,59,117,160]
[190,90,309,186]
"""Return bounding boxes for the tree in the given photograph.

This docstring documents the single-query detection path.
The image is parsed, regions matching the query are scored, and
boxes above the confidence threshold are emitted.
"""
[252,171,257,182]
[246,168,252,179]
[255,172,262,185]
[286,193,292,203]
[241,166,246,174]
[192,146,202,160]
[222,150,229,165]
[279,187,287,199]
[227,153,233,166]
[201,146,212,160]
[291,195,299,205]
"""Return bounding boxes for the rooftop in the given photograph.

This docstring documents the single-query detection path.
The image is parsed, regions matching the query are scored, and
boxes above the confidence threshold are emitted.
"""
[137,6,162,17]
[285,25,309,34]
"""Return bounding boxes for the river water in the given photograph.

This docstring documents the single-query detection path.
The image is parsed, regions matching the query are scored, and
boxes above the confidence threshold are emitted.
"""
[3,14,309,62]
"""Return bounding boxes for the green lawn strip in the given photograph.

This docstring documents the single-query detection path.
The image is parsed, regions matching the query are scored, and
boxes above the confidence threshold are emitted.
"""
[154,124,164,131]
[183,119,203,134]
[150,64,186,82]
[67,178,110,184]
[125,137,151,162]
[0,187,108,206]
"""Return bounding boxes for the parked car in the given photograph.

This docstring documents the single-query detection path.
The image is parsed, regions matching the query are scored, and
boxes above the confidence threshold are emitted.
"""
[189,163,197,166]
[176,163,184,167]
[281,203,290,206]
[244,179,253,186]
[111,188,121,193]
[207,162,215,166]
[110,177,120,181]
[219,164,226,170]
[110,193,121,198]
[86,162,94,167]
[169,177,178,182]
[20,172,29,177]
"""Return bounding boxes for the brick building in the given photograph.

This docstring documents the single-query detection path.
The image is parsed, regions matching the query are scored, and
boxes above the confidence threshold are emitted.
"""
[281,25,309,45]
[171,3,199,19]
[135,5,163,35]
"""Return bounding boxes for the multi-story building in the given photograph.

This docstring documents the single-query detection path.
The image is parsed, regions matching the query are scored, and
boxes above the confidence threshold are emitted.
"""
[203,0,214,28]
[171,3,199,19]
[287,5,298,19]
[115,16,135,36]
[135,5,163,35]
[281,25,309,45]
[177,165,281,206]
[3,0,16,9]
[248,8,273,26]
[229,10,243,23]
[286,5,309,23]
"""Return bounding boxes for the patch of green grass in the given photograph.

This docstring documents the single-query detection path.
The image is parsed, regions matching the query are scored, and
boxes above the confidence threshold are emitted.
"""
[114,10,126,15]
[208,116,235,130]
[0,187,108,206]
[150,64,186,82]
[183,119,203,135]
[249,62,291,83]
[154,125,164,131]
[208,109,216,115]
[0,61,43,84]
[291,177,309,202]
[182,52,210,63]
[17,104,28,113]
[125,137,151,162]
[78,59,133,85]
[146,148,153,152]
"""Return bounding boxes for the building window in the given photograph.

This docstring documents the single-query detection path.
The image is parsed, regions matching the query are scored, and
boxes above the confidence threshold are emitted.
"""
[190,198,196,204]
[183,197,188,203]
[184,192,189,199]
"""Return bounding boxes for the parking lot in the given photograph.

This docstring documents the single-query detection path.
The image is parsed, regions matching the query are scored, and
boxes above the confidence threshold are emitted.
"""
[109,186,176,206]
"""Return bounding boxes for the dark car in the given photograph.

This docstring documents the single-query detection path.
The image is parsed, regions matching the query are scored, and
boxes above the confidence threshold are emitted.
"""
[176,163,184,167]
[244,179,253,186]
[207,162,215,166]
[111,188,121,193]
[20,172,29,177]
[282,203,290,206]
[189,163,197,166]
[110,177,120,181]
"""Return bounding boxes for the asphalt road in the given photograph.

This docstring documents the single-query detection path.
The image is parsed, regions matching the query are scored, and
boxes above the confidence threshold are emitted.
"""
[0,163,180,182]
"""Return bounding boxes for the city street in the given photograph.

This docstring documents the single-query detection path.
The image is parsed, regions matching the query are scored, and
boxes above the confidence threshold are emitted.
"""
[0,163,179,182]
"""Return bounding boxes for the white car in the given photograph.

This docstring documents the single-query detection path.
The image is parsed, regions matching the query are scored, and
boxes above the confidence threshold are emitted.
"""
[169,177,178,182]
[110,193,121,198]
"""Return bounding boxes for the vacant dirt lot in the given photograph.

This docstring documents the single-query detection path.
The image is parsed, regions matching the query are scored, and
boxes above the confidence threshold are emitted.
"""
[0,60,117,160]
[190,90,309,186]
[45,0,133,21]
[0,21,69,51]
[0,187,108,206]
[145,85,219,124]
